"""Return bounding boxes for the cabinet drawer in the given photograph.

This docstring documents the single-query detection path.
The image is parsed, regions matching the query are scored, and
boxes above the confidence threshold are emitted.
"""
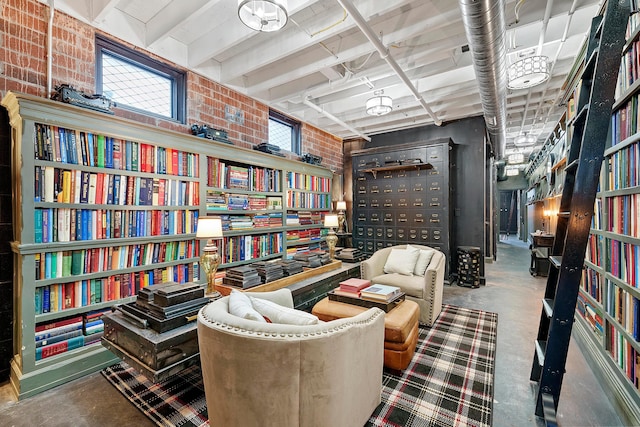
[426,144,446,162]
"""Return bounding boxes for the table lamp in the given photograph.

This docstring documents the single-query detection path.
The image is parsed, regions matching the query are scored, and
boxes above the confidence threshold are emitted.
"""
[324,214,339,260]
[196,217,223,296]
[336,201,347,233]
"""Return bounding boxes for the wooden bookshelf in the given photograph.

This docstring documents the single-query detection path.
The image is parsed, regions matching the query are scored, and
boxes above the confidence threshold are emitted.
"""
[2,91,333,399]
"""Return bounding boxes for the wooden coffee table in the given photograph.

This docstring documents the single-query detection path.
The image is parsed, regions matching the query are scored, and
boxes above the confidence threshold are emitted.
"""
[312,296,419,371]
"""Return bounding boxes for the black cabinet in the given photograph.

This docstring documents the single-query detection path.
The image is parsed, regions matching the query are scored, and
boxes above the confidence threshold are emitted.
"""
[352,139,454,277]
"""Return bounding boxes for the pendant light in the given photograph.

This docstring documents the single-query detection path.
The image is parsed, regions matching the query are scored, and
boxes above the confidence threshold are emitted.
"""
[365,90,393,116]
[238,0,288,32]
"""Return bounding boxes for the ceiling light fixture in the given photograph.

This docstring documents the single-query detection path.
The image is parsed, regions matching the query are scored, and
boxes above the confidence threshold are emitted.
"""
[513,132,537,146]
[238,0,288,32]
[507,55,550,90]
[366,90,393,116]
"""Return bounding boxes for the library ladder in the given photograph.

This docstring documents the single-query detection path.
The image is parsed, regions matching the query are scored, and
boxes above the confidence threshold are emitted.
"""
[529,1,630,426]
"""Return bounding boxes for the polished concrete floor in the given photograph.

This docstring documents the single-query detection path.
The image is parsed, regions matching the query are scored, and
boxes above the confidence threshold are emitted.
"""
[0,236,627,426]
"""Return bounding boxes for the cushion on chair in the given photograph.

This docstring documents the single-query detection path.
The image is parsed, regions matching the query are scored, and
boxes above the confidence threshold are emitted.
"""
[228,290,267,323]
[383,246,420,275]
[250,296,320,325]
[410,245,435,276]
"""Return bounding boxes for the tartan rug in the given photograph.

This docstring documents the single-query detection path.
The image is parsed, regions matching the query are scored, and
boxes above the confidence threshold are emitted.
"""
[102,304,497,427]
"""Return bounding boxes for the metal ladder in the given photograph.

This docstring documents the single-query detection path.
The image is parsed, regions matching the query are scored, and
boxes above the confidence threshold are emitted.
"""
[529,1,630,426]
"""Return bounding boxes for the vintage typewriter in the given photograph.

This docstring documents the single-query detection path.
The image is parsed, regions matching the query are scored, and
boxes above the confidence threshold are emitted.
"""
[51,84,113,114]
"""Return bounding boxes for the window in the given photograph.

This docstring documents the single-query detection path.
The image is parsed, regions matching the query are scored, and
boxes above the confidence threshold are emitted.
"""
[269,110,300,154]
[95,36,186,123]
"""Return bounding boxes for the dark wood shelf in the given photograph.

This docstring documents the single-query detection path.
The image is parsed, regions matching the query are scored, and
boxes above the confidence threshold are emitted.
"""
[362,162,432,178]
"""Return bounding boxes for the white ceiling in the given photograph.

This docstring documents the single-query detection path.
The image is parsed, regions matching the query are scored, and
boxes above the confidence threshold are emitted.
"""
[44,0,603,157]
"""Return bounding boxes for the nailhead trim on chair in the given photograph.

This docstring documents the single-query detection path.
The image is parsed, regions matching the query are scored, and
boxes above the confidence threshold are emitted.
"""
[200,307,384,338]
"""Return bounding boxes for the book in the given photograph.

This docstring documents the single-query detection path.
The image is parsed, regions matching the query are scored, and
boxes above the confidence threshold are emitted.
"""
[360,284,402,302]
[338,278,371,293]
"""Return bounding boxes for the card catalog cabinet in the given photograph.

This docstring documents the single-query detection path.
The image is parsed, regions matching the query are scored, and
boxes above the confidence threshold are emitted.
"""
[352,139,453,276]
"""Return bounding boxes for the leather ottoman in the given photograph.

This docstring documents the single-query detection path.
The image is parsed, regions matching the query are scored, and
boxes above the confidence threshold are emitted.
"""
[312,297,420,370]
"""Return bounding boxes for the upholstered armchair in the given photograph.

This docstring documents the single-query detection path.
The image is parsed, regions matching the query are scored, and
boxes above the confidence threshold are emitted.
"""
[361,244,445,326]
[197,288,385,427]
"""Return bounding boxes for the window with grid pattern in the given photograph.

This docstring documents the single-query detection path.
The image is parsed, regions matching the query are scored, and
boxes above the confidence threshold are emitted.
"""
[95,36,185,123]
[269,110,300,154]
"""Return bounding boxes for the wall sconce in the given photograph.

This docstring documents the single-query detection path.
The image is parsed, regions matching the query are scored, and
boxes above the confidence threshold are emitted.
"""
[335,201,347,233]
[238,0,288,32]
[196,217,224,296]
[324,214,339,260]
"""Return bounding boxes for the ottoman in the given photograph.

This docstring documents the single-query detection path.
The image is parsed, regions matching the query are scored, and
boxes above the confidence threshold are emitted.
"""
[312,297,420,370]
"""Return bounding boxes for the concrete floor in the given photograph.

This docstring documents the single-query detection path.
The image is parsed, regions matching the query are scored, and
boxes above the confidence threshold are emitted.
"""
[0,236,626,426]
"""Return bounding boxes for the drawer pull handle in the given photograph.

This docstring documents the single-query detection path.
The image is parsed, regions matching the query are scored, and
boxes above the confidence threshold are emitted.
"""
[430,187,440,191]
[413,203,423,207]
[430,219,440,223]
[430,203,440,207]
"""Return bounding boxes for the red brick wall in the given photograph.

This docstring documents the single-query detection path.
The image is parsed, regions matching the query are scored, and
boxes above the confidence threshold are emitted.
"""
[0,0,343,173]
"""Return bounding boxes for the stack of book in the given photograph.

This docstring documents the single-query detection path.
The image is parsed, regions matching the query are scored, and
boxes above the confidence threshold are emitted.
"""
[360,284,403,302]
[277,259,304,276]
[229,215,254,230]
[286,213,300,225]
[205,191,227,211]
[252,260,284,283]
[222,266,262,289]
[332,278,371,297]
[336,248,363,261]
[35,309,109,361]
[293,252,322,268]
[252,214,271,228]
[227,194,249,210]
[248,194,267,210]
[268,212,283,227]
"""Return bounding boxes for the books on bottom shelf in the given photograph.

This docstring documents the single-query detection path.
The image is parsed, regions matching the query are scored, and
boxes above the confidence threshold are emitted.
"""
[35,310,109,361]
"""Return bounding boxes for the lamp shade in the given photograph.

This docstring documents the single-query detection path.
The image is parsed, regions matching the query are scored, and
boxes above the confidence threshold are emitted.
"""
[238,0,288,32]
[507,153,525,164]
[366,90,392,116]
[336,201,347,211]
[324,214,339,228]
[507,55,550,90]
[196,217,223,239]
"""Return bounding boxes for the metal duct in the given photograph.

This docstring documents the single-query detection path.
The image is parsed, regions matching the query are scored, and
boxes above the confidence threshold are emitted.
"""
[459,0,508,159]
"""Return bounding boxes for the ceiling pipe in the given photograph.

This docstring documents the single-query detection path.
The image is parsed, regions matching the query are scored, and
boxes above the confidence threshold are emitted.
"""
[334,0,442,126]
[302,96,371,141]
[458,0,508,159]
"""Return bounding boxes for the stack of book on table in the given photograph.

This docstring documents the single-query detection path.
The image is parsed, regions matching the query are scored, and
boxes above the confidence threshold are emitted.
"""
[336,248,364,261]
[222,266,262,289]
[332,278,371,297]
[252,260,284,283]
[277,259,304,276]
[328,281,404,312]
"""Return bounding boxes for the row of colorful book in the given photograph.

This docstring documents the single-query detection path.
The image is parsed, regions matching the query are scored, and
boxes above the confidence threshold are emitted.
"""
[34,208,199,243]
[605,280,640,340]
[605,238,640,284]
[607,141,639,189]
[207,157,282,192]
[581,266,603,302]
[35,264,199,314]
[34,310,110,361]
[606,194,640,238]
[206,192,282,211]
[615,12,640,99]
[218,233,284,264]
[286,171,330,192]
[34,240,200,280]
[35,166,199,207]
[34,123,199,176]
[285,190,331,209]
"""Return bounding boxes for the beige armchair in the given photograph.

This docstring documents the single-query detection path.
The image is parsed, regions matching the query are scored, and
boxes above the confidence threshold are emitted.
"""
[361,244,445,326]
[197,288,385,427]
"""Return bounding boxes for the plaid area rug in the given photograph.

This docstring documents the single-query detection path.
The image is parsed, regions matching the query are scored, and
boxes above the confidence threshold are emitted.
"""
[102,304,497,427]
[367,304,497,427]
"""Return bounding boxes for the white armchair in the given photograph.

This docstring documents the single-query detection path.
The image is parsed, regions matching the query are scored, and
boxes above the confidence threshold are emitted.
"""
[361,244,445,326]
[197,288,385,427]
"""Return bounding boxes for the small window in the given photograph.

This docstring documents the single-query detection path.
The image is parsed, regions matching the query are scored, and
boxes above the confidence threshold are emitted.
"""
[269,110,300,154]
[95,35,186,123]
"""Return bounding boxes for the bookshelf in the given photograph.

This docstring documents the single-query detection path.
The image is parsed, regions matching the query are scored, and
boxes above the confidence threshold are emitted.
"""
[573,12,640,423]
[2,91,333,398]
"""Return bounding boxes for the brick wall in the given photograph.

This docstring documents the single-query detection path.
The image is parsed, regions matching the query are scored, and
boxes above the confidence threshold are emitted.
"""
[0,0,343,379]
[0,0,343,172]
